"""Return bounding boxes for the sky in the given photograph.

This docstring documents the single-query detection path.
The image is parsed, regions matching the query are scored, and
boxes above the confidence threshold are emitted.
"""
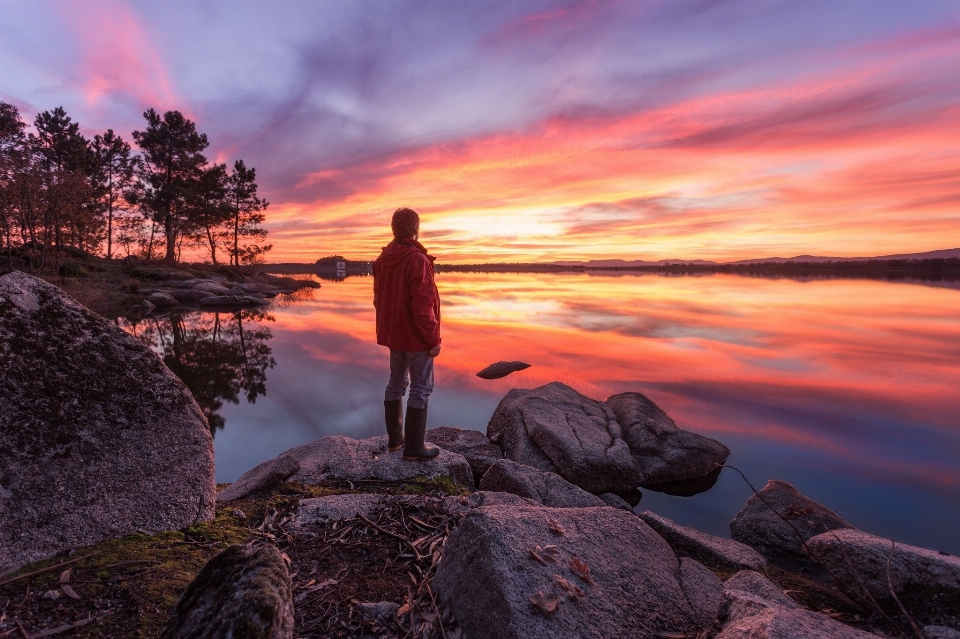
[1,0,959,263]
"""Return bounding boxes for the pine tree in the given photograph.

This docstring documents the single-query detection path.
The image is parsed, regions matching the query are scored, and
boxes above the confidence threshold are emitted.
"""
[226,159,270,266]
[132,109,209,262]
[91,130,138,259]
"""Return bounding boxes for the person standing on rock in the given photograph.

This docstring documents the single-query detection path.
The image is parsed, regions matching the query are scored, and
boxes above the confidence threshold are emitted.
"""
[373,207,441,461]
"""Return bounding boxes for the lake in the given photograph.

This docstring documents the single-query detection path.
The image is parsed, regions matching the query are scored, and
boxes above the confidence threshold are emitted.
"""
[121,272,960,555]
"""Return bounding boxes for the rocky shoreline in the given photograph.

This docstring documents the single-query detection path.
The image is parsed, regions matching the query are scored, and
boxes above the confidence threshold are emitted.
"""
[1,270,958,638]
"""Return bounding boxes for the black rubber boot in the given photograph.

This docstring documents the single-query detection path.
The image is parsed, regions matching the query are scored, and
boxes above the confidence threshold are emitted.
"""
[402,406,439,461]
[384,399,405,452]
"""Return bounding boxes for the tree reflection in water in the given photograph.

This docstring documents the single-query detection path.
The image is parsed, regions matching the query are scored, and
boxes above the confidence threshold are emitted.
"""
[121,310,276,436]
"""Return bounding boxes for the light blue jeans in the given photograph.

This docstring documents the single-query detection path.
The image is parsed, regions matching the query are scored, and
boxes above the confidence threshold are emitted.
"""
[385,349,434,409]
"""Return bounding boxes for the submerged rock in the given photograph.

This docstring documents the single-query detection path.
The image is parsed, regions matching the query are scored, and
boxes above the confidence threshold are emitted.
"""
[217,454,301,502]
[425,426,503,485]
[285,435,474,488]
[729,479,853,566]
[159,543,293,639]
[476,360,531,379]
[433,505,723,639]
[0,272,215,573]
[605,391,729,491]
[200,294,270,308]
[479,459,607,508]
[487,382,642,494]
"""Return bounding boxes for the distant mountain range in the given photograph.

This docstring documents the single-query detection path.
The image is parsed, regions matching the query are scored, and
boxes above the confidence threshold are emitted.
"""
[552,248,960,267]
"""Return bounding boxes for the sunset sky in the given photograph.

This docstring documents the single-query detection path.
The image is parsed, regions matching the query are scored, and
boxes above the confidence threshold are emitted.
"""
[2,0,958,263]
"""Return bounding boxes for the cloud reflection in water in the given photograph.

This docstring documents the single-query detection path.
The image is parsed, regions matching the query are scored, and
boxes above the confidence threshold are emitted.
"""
[201,272,958,553]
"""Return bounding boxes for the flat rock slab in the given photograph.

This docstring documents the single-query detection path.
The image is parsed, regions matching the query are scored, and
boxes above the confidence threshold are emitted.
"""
[479,459,606,508]
[716,570,875,639]
[426,426,503,485]
[729,479,853,566]
[433,505,723,639]
[159,544,293,639]
[487,382,641,494]
[0,272,215,572]
[169,289,216,302]
[285,435,475,488]
[639,511,767,573]
[147,291,179,307]
[597,493,633,511]
[292,491,539,528]
[476,361,531,379]
[192,281,232,295]
[292,493,403,528]
[805,528,960,600]
[217,454,301,502]
[606,392,729,490]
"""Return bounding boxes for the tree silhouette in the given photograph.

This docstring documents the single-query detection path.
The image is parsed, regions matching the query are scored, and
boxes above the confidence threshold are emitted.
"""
[128,310,276,436]
[132,109,209,263]
[91,130,139,259]
[226,159,271,265]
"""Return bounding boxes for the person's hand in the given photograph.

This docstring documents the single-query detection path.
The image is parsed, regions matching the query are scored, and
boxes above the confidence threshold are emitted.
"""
[429,345,441,358]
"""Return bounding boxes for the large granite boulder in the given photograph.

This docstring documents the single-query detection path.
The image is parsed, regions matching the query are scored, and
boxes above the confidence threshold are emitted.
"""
[425,426,503,485]
[285,435,474,488]
[0,272,215,573]
[606,392,730,492]
[487,382,641,494]
[716,570,875,638]
[159,543,293,639]
[805,529,960,601]
[730,479,853,565]
[639,511,767,573]
[433,505,724,639]
[479,459,607,508]
[217,454,301,502]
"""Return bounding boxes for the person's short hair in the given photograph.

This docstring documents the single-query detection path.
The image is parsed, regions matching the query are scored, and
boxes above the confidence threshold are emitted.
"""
[391,207,420,239]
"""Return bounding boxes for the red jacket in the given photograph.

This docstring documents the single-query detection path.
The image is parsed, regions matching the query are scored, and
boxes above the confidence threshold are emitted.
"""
[373,239,441,352]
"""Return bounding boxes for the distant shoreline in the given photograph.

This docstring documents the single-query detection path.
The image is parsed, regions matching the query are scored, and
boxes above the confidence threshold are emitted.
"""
[264,257,960,282]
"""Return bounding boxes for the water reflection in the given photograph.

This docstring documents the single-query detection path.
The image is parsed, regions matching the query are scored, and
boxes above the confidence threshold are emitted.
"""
[120,271,960,554]
[120,310,276,435]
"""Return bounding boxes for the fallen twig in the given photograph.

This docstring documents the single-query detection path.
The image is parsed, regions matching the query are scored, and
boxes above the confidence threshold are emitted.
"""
[885,542,925,639]
[0,552,104,589]
[426,583,448,639]
[356,512,422,561]
[720,464,909,637]
[26,613,110,638]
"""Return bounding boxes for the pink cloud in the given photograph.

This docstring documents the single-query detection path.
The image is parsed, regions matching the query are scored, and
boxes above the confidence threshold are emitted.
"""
[62,0,179,113]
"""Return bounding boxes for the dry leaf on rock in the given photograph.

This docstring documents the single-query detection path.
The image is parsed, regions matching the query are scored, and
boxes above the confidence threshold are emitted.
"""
[529,544,561,566]
[529,590,560,615]
[548,517,565,535]
[554,574,585,601]
[569,557,594,585]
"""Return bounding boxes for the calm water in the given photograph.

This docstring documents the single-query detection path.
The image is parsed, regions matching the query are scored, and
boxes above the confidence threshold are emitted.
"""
[121,272,960,554]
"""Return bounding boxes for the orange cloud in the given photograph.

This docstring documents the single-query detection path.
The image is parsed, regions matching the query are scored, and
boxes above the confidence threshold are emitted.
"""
[264,27,959,264]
